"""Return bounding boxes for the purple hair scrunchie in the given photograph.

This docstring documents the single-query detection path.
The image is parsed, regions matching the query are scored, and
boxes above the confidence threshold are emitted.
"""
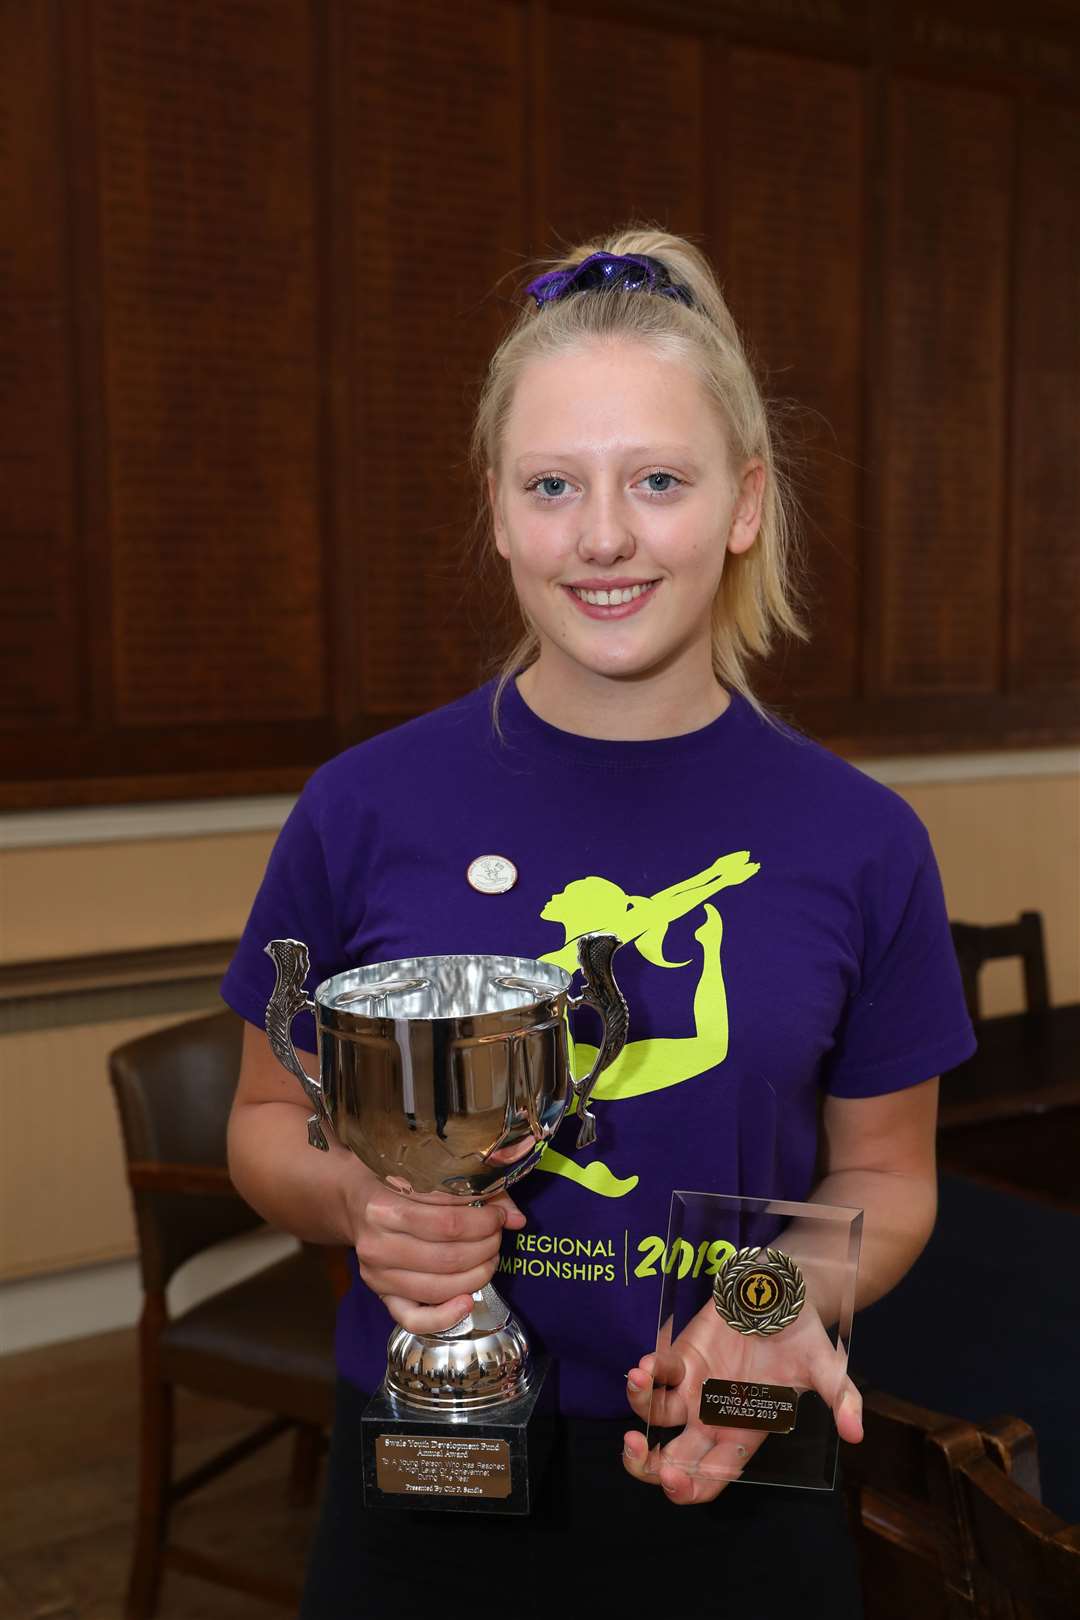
[524,251,695,311]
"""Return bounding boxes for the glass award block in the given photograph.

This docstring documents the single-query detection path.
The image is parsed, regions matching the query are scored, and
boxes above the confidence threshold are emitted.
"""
[642,1078,862,1491]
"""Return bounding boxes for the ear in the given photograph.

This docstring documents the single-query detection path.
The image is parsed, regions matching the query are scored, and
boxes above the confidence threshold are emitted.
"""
[727,459,765,556]
[487,467,510,559]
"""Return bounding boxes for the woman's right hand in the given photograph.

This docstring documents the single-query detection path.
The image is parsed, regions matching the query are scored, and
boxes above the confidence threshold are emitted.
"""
[227,1024,527,1335]
[345,1175,527,1334]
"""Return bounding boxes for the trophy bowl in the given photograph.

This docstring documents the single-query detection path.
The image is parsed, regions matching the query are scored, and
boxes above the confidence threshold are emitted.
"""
[264,934,627,1500]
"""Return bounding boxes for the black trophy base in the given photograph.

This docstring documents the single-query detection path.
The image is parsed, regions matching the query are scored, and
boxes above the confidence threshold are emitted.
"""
[361,1355,554,1515]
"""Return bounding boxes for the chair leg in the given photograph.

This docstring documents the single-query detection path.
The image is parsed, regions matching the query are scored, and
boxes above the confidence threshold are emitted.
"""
[287,1422,324,1508]
[127,1368,175,1620]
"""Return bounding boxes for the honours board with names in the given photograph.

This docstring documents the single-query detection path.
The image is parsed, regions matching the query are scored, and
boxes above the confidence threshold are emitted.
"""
[2,0,1077,806]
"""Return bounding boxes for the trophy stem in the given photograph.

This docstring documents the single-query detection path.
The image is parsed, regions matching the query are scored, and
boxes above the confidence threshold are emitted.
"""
[384,1281,533,1413]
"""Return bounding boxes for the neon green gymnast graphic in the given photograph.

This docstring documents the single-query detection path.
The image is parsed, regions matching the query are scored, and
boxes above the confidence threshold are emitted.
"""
[534,853,760,1199]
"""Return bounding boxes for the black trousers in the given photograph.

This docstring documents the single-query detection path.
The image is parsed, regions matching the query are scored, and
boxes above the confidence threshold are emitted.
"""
[300,1378,864,1620]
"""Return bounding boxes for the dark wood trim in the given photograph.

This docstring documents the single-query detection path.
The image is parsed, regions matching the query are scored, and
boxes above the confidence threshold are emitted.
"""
[0,766,313,810]
[127,1162,238,1196]
[784,690,1080,757]
[0,940,237,1003]
[0,715,343,783]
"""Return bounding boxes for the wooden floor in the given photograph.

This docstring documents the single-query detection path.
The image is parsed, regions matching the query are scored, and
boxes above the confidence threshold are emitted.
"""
[0,1329,319,1619]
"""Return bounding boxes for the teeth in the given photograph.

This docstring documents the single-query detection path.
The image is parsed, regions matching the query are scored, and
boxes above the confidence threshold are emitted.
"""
[573,582,655,606]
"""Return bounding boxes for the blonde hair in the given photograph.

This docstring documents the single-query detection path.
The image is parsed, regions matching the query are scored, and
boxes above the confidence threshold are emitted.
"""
[468,223,807,718]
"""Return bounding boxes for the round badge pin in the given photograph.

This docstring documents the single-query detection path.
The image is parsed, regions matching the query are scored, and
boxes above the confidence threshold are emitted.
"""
[713,1246,805,1336]
[466,854,518,895]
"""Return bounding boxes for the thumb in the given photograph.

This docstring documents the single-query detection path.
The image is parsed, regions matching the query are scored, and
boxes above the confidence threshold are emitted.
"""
[834,1382,864,1444]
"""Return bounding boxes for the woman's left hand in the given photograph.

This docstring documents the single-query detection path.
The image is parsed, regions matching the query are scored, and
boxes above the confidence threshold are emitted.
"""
[621,1297,863,1505]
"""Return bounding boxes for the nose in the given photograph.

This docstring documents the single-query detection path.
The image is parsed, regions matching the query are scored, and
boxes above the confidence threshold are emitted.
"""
[576,485,637,566]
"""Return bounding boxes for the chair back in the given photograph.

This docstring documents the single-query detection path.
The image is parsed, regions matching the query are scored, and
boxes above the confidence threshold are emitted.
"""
[846,1391,1080,1620]
[950,912,1050,1022]
[958,1450,1080,1620]
[845,1389,985,1618]
[109,1010,264,1293]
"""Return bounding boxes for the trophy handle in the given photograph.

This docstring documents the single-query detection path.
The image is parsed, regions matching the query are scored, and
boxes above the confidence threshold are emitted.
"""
[263,938,331,1152]
[568,932,628,1150]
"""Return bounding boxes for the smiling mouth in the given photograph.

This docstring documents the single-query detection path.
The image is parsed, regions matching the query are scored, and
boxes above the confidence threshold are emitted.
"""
[567,581,659,607]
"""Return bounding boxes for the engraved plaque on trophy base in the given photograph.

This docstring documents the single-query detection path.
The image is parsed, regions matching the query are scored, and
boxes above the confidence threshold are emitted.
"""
[361,1356,554,1515]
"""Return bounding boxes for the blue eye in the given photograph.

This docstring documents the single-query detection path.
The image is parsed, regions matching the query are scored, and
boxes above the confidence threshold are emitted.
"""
[642,472,681,495]
[527,476,570,500]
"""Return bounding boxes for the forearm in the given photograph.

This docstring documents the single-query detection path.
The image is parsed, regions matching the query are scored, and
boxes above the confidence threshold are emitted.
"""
[227,1098,373,1246]
[776,1081,941,1326]
[813,1167,935,1310]
[777,1167,936,1330]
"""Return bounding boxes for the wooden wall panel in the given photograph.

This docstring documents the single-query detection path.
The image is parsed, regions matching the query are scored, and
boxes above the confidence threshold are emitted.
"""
[541,10,704,244]
[1008,102,1080,693]
[0,1,80,731]
[877,79,1012,696]
[345,0,527,719]
[724,47,864,702]
[1,0,1078,808]
[93,0,326,727]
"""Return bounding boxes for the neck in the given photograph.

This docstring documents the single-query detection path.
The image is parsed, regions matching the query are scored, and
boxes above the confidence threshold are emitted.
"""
[516,652,731,741]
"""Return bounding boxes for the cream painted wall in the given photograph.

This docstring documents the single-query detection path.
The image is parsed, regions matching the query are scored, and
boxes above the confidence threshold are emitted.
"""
[0,830,276,963]
[0,1010,205,1278]
[899,774,1079,1014]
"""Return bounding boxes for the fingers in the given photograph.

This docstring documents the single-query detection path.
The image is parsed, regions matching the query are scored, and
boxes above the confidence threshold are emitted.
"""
[355,1188,527,1327]
[646,1343,687,1393]
[622,1427,742,1505]
[662,1417,763,1500]
[655,1456,731,1505]
[625,1362,689,1429]
[352,1184,530,1334]
[359,1254,503,1307]
[621,1426,662,1486]
[366,1227,505,1277]
[374,1193,516,1243]
[625,1366,651,1418]
[623,1349,749,1506]
[379,1293,476,1336]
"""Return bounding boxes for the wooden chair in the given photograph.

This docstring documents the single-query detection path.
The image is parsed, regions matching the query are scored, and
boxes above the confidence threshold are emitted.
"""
[109,1010,340,1619]
[940,909,1076,1203]
[844,1389,1080,1618]
[958,1440,1080,1618]
[950,912,1050,1023]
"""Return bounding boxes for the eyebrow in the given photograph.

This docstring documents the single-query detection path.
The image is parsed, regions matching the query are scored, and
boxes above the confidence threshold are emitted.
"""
[513,445,702,470]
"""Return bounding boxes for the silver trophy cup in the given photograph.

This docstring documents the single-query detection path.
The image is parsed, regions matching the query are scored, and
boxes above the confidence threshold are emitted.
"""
[264,935,627,1510]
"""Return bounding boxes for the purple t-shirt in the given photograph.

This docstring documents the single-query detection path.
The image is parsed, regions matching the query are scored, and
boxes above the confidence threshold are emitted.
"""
[221,680,975,1417]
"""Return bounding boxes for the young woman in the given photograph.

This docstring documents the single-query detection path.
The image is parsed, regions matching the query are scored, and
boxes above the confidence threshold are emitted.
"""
[222,229,975,1617]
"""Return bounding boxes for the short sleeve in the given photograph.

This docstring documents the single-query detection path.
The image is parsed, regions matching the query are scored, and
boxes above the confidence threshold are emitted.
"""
[823,825,976,1098]
[220,786,344,1054]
